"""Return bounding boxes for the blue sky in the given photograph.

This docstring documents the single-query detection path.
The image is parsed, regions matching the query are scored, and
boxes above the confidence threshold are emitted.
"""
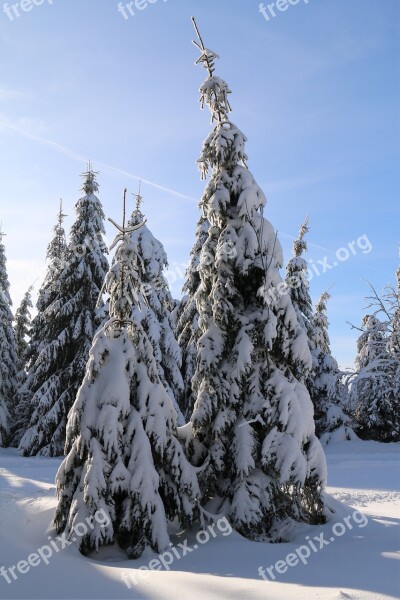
[0,0,398,368]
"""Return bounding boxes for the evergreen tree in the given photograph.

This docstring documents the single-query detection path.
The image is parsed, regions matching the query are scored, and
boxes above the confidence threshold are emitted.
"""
[0,227,18,445]
[309,292,354,443]
[285,217,314,343]
[386,267,400,402]
[54,197,199,558]
[13,204,67,448]
[14,285,33,366]
[351,313,399,441]
[0,372,9,446]
[128,196,185,424]
[19,167,109,456]
[183,20,327,540]
[10,285,33,447]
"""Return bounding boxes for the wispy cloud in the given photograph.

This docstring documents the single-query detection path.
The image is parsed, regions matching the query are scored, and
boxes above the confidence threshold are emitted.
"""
[0,115,198,204]
[0,87,32,101]
[265,161,361,195]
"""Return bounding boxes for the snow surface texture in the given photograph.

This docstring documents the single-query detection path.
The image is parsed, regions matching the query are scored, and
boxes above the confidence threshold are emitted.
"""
[0,440,398,600]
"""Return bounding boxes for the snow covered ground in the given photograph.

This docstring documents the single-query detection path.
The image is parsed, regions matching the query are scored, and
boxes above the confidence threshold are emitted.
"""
[0,440,398,600]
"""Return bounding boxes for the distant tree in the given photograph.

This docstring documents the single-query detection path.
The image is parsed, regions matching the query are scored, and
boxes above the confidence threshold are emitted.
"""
[0,227,18,445]
[285,217,314,344]
[349,274,400,442]
[54,196,199,558]
[19,167,109,456]
[10,284,34,447]
[0,371,10,447]
[385,267,400,403]
[14,285,33,367]
[309,292,355,443]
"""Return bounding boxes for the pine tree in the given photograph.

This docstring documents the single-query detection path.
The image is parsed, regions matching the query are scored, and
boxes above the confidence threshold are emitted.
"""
[127,195,185,424]
[0,371,9,447]
[183,20,327,540]
[0,227,19,445]
[54,194,199,558]
[19,167,109,456]
[14,285,33,366]
[351,313,399,441]
[285,217,314,343]
[309,292,354,443]
[10,285,34,447]
[13,204,67,448]
[386,267,400,403]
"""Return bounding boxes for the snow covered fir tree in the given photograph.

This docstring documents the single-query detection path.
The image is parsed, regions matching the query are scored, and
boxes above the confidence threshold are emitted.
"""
[0,227,19,446]
[308,292,354,443]
[285,217,314,346]
[19,168,109,456]
[14,285,33,366]
[387,267,400,408]
[54,194,199,558]
[350,309,399,442]
[13,204,68,448]
[179,19,328,540]
[127,195,185,425]
[10,285,34,446]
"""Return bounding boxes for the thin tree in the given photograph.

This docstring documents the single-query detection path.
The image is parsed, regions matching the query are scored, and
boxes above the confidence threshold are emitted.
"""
[285,217,314,343]
[10,284,34,446]
[309,292,354,443]
[0,226,18,445]
[14,285,33,367]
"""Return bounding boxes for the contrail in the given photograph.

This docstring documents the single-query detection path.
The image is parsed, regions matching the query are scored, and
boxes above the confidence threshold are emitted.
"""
[0,117,198,203]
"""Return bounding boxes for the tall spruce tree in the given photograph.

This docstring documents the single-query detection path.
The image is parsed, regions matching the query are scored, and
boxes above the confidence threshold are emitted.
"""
[19,167,109,456]
[285,217,314,344]
[309,292,354,443]
[128,196,185,424]
[10,285,34,447]
[54,195,199,558]
[0,227,19,445]
[14,285,33,367]
[184,19,327,540]
[0,371,9,446]
[13,204,67,448]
